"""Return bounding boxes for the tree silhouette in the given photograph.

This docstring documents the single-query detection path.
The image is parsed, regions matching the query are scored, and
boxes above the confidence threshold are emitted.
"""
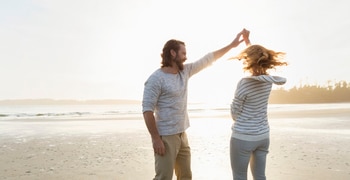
[269,80,350,103]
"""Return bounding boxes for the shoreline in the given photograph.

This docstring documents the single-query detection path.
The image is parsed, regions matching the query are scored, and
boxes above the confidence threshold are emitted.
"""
[0,108,350,179]
[2,106,350,122]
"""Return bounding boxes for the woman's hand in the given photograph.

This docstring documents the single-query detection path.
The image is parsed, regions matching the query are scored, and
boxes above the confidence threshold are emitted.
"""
[242,28,251,46]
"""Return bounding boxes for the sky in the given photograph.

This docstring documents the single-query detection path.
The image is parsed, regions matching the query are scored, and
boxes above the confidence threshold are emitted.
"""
[1,0,350,104]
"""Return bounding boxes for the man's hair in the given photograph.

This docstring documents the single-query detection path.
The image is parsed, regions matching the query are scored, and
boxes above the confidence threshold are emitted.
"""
[237,44,288,75]
[161,39,185,67]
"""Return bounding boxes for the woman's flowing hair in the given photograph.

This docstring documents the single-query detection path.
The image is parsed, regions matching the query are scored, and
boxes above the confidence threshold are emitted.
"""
[235,44,288,75]
[161,39,185,68]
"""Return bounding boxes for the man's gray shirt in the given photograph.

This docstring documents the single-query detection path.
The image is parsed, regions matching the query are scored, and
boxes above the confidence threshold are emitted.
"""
[142,53,215,135]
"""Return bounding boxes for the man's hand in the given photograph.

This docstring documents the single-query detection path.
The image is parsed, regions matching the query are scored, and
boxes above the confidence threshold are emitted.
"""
[152,136,166,156]
[143,111,165,156]
[212,28,250,60]
[229,29,245,48]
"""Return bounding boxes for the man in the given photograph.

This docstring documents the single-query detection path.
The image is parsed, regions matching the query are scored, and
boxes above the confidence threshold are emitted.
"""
[142,29,250,180]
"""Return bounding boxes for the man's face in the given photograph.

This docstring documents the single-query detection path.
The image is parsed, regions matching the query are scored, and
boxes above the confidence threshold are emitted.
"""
[174,44,187,70]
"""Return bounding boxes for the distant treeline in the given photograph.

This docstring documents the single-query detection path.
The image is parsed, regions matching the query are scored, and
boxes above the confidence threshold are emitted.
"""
[269,81,350,104]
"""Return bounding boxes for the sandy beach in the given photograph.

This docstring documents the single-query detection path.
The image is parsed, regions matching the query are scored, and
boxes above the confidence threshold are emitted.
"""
[0,108,350,180]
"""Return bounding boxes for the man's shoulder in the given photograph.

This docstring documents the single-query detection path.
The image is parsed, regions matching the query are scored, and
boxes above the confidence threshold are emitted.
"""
[148,68,162,77]
[146,69,163,82]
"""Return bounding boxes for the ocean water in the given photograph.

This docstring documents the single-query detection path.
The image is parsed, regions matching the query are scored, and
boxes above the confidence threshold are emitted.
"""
[1,103,349,180]
[1,103,350,121]
[0,103,141,120]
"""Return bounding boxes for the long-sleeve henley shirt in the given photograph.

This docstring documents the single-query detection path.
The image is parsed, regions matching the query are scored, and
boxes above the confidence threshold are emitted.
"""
[142,53,215,136]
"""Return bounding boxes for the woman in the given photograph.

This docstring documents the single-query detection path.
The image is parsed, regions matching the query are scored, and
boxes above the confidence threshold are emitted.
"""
[229,42,288,180]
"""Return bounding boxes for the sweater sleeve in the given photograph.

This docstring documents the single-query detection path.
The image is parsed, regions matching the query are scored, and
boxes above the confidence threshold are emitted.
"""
[230,80,246,120]
[142,73,161,113]
[251,75,287,85]
[186,53,215,77]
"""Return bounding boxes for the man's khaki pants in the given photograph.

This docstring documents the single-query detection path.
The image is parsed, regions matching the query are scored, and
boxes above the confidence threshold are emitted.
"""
[153,132,192,180]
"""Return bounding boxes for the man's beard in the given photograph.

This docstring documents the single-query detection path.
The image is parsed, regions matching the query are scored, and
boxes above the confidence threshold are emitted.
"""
[174,55,184,71]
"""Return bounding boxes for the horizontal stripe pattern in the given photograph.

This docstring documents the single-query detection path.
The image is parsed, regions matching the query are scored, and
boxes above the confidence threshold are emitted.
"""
[231,75,286,141]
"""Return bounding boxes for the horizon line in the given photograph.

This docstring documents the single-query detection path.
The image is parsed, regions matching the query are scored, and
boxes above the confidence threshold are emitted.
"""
[0,98,141,105]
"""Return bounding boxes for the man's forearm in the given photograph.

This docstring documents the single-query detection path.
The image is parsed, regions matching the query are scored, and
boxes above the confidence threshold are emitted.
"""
[212,44,235,60]
[143,111,160,138]
[212,29,247,60]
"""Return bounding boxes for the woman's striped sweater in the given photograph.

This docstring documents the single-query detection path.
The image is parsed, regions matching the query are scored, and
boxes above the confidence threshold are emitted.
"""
[231,75,286,141]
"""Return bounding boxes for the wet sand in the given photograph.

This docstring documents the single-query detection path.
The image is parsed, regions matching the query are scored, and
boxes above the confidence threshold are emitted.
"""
[0,108,350,180]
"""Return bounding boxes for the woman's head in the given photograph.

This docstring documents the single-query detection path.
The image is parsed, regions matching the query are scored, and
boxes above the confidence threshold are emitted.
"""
[236,44,288,76]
